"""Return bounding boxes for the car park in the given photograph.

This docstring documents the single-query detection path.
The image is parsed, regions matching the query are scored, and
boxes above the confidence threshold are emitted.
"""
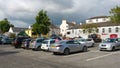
[41,39,55,51]
[99,38,120,51]
[29,37,46,51]
[49,40,87,55]
[1,38,12,44]
[77,38,94,47]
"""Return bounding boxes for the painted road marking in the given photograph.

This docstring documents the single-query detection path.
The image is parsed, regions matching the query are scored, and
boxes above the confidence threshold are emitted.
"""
[86,51,120,61]
[63,50,100,57]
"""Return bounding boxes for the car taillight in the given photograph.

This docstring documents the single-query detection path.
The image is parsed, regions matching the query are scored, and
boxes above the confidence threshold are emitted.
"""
[56,45,62,47]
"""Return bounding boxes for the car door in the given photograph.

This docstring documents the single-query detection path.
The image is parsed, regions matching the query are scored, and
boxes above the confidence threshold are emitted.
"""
[66,40,76,52]
[73,40,81,51]
[86,38,93,47]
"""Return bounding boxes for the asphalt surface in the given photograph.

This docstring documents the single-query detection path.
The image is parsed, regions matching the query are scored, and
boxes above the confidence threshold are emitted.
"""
[0,43,120,68]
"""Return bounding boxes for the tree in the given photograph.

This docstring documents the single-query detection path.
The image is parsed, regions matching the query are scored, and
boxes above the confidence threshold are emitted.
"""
[32,10,51,36]
[110,6,120,24]
[82,23,98,34]
[0,18,11,33]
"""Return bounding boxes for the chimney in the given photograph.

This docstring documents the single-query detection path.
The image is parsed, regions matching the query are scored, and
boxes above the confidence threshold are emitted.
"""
[62,20,67,24]
[80,23,82,25]
[72,21,76,24]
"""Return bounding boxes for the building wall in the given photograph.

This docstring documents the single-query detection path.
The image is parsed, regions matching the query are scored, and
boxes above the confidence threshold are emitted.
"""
[86,17,110,24]
[60,20,69,36]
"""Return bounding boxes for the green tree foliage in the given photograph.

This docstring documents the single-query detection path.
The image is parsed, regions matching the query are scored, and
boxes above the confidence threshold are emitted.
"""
[0,18,11,33]
[32,10,51,35]
[82,23,98,34]
[110,6,120,24]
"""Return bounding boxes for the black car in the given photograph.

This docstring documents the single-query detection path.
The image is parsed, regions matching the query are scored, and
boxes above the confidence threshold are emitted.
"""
[12,36,30,48]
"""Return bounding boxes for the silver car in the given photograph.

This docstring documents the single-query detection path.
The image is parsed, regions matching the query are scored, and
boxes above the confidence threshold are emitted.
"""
[78,38,94,47]
[49,40,87,55]
[99,38,120,51]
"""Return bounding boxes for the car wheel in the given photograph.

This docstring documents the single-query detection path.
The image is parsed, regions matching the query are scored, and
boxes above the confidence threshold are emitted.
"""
[36,46,41,51]
[53,52,58,55]
[91,43,94,47]
[112,47,115,51]
[82,46,87,52]
[64,48,70,55]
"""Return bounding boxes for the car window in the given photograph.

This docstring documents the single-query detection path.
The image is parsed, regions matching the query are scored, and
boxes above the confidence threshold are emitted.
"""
[73,41,79,44]
[104,38,115,43]
[50,40,55,44]
[79,39,86,41]
[86,39,92,41]
[118,38,120,42]
[42,41,48,44]
[37,39,44,43]
[66,40,74,44]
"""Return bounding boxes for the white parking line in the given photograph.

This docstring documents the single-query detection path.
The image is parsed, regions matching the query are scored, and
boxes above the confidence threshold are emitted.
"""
[86,51,120,61]
[63,50,99,57]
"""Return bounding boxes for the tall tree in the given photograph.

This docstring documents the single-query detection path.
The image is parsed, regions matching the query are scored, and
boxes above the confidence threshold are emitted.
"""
[110,6,120,24]
[32,10,51,36]
[0,18,11,33]
[82,23,98,34]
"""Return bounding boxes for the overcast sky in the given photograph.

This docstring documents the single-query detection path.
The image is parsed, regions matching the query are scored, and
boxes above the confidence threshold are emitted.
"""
[0,0,119,27]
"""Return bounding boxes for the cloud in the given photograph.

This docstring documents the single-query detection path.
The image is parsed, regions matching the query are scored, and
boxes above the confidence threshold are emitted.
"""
[0,0,119,27]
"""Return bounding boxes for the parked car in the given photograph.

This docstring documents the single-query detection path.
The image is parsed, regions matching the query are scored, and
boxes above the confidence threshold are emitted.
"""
[21,38,32,49]
[77,38,94,47]
[1,38,12,44]
[29,37,46,51]
[41,39,55,51]
[49,40,87,55]
[12,36,30,48]
[99,38,120,51]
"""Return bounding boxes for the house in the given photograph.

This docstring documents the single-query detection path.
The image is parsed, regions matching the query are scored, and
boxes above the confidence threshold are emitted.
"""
[8,27,27,36]
[25,24,60,38]
[49,24,60,36]
[60,20,79,37]
[61,16,120,39]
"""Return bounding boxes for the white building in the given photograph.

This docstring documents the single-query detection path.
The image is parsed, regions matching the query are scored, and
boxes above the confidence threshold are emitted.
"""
[60,16,120,39]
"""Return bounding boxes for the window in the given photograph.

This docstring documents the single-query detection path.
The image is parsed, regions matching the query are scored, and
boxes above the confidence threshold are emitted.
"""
[116,27,119,33]
[96,19,98,22]
[102,28,105,33]
[108,28,111,33]
[96,29,99,33]
[83,30,85,34]
[67,32,70,34]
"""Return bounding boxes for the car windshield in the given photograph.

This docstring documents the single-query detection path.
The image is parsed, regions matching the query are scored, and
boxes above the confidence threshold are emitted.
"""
[42,40,48,44]
[79,39,86,41]
[103,38,115,43]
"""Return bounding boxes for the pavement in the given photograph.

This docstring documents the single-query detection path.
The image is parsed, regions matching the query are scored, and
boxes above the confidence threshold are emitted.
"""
[0,43,120,68]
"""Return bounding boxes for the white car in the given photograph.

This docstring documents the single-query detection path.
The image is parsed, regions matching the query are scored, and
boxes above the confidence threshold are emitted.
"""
[41,39,55,51]
[78,38,94,47]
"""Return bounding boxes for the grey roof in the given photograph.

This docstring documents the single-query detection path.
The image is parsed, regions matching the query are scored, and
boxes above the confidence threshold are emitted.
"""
[78,22,120,28]
[12,27,27,32]
[50,24,59,29]
[87,16,109,20]
[67,22,79,29]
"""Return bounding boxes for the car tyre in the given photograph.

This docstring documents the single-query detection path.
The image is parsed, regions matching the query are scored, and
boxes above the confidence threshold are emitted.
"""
[64,48,70,55]
[53,52,58,55]
[91,43,94,47]
[82,46,87,52]
[112,46,115,51]
[36,46,41,51]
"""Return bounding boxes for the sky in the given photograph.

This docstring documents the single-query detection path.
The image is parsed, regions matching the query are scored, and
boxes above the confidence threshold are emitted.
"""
[0,0,119,27]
